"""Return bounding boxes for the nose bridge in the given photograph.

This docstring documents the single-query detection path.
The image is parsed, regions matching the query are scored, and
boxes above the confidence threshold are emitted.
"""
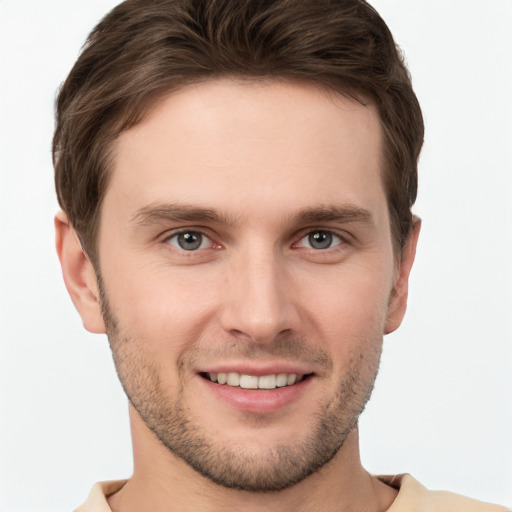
[221,239,296,342]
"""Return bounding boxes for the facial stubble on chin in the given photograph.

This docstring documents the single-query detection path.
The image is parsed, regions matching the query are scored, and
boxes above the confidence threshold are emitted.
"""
[97,276,383,493]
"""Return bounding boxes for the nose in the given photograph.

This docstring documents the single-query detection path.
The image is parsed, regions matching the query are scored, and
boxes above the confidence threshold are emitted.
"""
[220,244,300,343]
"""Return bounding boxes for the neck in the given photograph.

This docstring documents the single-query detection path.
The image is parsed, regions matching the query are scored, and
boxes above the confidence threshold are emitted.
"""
[108,406,397,512]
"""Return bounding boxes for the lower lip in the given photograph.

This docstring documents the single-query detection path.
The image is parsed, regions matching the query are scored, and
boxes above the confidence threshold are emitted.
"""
[199,375,312,414]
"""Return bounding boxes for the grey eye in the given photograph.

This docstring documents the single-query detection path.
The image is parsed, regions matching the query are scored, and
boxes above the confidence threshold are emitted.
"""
[308,231,333,250]
[297,230,343,250]
[168,231,210,251]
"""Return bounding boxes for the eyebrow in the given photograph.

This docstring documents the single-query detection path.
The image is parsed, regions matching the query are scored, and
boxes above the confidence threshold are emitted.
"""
[131,202,236,226]
[131,202,375,228]
[292,205,375,226]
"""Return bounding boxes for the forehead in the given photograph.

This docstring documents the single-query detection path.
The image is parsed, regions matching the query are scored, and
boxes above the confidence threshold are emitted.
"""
[106,79,386,229]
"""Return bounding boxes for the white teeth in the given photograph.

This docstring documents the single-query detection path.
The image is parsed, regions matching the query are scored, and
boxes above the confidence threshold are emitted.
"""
[207,372,302,389]
[276,373,288,387]
[227,372,240,386]
[240,375,259,389]
[258,375,276,389]
[287,374,297,386]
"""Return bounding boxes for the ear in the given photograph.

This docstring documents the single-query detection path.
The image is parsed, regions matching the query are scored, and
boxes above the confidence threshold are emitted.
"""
[55,211,106,334]
[385,218,421,335]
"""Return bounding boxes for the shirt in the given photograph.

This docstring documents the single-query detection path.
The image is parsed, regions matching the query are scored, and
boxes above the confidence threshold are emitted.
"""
[75,474,510,511]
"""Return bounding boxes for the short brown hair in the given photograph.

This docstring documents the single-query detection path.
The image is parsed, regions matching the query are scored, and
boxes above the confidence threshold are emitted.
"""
[53,0,424,265]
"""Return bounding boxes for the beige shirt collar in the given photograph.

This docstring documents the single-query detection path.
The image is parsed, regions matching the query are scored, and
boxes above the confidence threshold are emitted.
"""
[75,475,510,512]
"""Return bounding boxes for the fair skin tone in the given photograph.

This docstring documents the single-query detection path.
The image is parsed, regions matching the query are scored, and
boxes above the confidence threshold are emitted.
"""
[56,80,419,512]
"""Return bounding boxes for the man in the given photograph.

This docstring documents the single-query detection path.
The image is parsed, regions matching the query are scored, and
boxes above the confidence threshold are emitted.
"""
[52,0,508,510]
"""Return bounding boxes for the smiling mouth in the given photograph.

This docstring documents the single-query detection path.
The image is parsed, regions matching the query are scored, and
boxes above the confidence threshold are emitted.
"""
[201,372,310,390]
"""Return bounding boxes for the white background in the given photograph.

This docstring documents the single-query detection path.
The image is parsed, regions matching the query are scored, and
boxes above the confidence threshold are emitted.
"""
[0,1,511,510]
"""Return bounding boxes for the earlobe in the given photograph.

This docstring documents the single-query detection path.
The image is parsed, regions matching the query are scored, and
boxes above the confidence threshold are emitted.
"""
[55,211,106,334]
[385,218,421,335]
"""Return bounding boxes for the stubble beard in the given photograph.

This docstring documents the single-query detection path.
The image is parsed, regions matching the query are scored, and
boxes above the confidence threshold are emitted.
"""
[99,281,383,493]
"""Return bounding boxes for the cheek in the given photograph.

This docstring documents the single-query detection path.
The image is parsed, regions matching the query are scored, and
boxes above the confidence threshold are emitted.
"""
[316,259,391,301]
[296,262,393,347]
[102,260,223,352]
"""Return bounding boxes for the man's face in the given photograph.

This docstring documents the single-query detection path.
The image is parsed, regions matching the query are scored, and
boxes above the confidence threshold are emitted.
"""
[95,80,403,491]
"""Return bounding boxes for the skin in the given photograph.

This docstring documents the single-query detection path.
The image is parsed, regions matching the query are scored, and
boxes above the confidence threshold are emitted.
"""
[56,79,419,511]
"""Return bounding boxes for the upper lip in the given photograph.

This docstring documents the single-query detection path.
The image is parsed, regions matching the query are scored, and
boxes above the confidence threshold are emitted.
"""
[196,362,314,377]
